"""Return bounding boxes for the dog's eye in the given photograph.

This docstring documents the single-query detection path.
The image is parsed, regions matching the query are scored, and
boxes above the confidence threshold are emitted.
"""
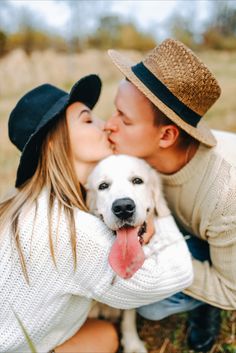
[131,177,143,185]
[98,182,109,190]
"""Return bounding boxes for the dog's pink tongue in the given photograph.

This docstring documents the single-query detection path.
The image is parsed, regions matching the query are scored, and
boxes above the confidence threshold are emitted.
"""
[108,227,145,279]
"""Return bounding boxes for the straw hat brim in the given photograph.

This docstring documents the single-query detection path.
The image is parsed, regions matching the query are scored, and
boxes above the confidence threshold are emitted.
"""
[108,49,216,147]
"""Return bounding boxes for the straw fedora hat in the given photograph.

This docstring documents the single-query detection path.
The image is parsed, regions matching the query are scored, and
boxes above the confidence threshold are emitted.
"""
[108,38,221,147]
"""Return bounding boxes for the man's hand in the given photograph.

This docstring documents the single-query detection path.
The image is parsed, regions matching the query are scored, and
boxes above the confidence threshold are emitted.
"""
[142,214,155,245]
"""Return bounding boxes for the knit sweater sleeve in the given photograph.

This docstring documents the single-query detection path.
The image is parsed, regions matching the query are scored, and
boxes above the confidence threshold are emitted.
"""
[67,212,193,309]
[184,162,236,310]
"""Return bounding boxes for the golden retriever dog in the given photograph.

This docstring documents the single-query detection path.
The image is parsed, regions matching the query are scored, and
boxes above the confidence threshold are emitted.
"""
[86,155,170,353]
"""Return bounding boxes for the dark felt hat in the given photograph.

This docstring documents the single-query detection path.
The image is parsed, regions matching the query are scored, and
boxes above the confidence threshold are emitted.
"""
[8,75,101,187]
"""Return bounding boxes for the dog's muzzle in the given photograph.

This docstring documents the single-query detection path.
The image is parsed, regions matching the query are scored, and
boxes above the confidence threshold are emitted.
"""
[112,198,136,220]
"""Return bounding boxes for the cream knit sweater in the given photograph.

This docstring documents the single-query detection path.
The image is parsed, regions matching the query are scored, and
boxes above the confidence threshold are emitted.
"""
[161,130,236,310]
[0,188,192,353]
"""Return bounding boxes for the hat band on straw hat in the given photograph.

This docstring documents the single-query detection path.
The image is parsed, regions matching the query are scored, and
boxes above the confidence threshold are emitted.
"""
[131,62,202,127]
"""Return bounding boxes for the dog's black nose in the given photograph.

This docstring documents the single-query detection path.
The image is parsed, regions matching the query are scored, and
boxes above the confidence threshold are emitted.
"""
[112,198,136,220]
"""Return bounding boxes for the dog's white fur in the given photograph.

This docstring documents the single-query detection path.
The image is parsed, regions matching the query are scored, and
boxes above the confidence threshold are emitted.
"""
[86,155,170,353]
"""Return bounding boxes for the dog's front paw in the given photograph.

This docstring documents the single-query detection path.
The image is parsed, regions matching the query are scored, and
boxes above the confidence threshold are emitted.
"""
[121,336,148,353]
[100,305,121,321]
[88,301,100,318]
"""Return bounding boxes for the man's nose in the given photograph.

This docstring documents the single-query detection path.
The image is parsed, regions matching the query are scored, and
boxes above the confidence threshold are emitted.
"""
[104,115,118,132]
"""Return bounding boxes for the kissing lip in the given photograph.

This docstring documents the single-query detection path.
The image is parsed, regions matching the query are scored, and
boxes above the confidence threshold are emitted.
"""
[107,135,114,142]
[108,136,116,146]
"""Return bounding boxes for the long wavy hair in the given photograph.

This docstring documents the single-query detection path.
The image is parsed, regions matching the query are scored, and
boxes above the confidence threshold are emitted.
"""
[0,113,88,282]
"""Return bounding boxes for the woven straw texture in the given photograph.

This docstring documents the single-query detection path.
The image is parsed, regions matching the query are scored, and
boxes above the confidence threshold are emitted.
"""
[108,38,221,147]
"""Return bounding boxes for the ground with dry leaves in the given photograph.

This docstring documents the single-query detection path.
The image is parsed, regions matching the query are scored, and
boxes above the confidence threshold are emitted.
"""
[134,311,236,353]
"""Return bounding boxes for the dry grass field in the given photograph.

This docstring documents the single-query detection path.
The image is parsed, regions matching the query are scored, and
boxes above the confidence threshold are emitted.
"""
[0,49,236,352]
[0,49,143,196]
[1,49,236,197]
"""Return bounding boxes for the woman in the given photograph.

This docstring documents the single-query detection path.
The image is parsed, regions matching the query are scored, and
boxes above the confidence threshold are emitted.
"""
[0,75,193,353]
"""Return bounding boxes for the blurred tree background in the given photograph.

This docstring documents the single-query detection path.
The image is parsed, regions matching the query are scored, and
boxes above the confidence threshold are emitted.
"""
[0,0,236,55]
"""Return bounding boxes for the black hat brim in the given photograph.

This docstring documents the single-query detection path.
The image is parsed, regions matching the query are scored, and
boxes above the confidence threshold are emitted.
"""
[15,74,101,187]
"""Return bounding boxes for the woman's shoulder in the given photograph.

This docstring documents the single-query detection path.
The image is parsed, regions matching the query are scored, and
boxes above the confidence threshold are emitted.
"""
[74,208,112,236]
[36,188,113,239]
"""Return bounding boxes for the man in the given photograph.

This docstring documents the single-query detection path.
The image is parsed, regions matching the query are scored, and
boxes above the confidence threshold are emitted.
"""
[105,38,236,352]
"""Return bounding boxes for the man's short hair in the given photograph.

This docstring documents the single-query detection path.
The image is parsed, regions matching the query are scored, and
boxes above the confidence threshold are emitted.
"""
[150,102,196,147]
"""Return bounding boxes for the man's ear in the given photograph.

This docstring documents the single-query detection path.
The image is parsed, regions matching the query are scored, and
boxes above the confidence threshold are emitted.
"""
[150,169,170,218]
[159,125,180,148]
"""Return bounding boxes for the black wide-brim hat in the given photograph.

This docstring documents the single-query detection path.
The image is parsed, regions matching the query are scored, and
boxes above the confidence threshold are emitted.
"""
[8,75,102,187]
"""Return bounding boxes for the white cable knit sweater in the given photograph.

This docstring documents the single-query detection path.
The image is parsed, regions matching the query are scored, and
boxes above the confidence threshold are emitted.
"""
[0,188,193,352]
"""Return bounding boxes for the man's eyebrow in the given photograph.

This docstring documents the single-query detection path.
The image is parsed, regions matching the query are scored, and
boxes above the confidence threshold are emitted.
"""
[119,110,132,122]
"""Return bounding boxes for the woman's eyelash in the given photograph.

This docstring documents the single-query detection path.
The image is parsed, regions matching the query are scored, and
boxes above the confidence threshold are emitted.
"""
[123,120,131,125]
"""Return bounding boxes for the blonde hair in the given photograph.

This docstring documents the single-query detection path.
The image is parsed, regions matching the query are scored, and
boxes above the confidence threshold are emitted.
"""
[0,114,88,282]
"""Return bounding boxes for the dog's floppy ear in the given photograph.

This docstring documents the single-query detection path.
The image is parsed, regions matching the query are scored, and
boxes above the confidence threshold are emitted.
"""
[150,169,170,217]
[84,181,97,214]
[85,188,92,210]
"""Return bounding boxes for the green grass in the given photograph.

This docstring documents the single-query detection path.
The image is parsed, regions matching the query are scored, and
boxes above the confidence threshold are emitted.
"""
[13,310,37,353]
